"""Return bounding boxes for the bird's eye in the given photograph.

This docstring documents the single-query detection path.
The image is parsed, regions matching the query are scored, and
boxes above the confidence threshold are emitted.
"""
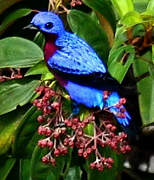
[45,22,53,29]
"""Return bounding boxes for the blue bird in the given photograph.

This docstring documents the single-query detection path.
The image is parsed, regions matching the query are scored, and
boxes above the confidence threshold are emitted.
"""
[29,11,131,127]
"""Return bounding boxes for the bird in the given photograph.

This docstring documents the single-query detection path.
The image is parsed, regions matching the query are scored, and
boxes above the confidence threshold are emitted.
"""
[28,11,131,127]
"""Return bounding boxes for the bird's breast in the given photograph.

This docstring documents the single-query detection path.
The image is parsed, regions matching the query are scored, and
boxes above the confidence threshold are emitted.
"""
[44,34,59,61]
[44,41,58,61]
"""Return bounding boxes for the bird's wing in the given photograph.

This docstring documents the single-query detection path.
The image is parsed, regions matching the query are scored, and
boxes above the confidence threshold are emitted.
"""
[47,33,121,91]
[47,32,107,75]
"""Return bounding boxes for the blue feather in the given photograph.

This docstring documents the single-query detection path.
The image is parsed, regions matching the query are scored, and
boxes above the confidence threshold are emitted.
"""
[47,32,107,75]
[31,11,131,127]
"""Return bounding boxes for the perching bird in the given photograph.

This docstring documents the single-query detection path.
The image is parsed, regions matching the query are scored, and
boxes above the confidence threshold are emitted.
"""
[28,11,131,127]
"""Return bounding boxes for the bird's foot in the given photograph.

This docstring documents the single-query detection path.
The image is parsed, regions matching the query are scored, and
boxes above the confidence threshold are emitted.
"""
[67,101,80,120]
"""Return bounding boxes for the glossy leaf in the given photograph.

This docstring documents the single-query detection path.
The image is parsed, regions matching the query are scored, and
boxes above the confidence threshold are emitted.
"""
[85,148,123,180]
[0,37,43,68]
[120,11,142,27]
[0,105,28,155]
[0,0,26,15]
[108,45,135,83]
[19,159,32,180]
[0,78,40,115]
[132,23,146,37]
[13,106,42,157]
[64,166,81,180]
[111,0,134,18]
[31,146,71,180]
[133,52,154,125]
[152,45,154,63]
[147,0,154,11]
[0,158,16,180]
[67,10,110,62]
[134,0,150,13]
[25,61,53,78]
[0,8,32,35]
[82,0,116,31]
[33,32,45,49]
[149,64,154,79]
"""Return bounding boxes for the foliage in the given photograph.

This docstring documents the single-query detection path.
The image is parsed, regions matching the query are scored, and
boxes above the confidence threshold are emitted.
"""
[0,0,154,180]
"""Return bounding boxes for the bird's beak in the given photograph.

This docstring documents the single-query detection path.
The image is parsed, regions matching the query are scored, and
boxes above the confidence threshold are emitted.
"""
[23,24,39,30]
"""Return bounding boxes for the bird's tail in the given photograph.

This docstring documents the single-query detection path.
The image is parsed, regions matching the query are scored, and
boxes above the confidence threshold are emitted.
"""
[103,91,131,127]
[103,91,140,141]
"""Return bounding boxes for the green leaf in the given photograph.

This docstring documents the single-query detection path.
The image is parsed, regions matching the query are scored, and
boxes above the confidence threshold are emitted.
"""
[0,157,16,180]
[111,0,134,18]
[64,166,81,180]
[67,10,110,62]
[147,0,154,11]
[0,105,29,155]
[31,146,71,180]
[19,159,32,180]
[108,45,135,83]
[13,106,42,157]
[0,0,26,15]
[82,0,116,30]
[0,37,43,68]
[25,61,53,77]
[141,11,154,24]
[134,0,150,13]
[120,11,143,27]
[152,45,154,63]
[132,23,146,37]
[0,78,40,115]
[133,52,154,125]
[33,32,45,49]
[85,148,123,180]
[149,64,154,79]
[0,8,32,35]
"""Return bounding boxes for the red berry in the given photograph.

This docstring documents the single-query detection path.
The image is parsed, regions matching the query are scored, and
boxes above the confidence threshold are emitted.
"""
[37,102,42,109]
[38,140,47,147]
[96,163,102,169]
[66,121,72,127]
[111,126,116,131]
[61,127,66,134]
[64,138,69,146]
[38,126,45,135]
[50,158,56,166]
[42,156,49,163]
[86,147,92,154]
[78,149,83,156]
[54,149,60,157]
[47,141,53,148]
[53,131,60,138]
[51,102,60,110]
[107,157,114,164]
[120,98,126,104]
[90,162,95,169]
[68,140,74,148]
[72,124,77,130]
[83,151,88,159]
[106,124,112,129]
[77,129,83,136]
[91,145,96,150]
[72,118,78,124]
[33,99,38,106]
[37,115,44,123]
[125,145,131,151]
[46,128,52,136]
[61,147,68,155]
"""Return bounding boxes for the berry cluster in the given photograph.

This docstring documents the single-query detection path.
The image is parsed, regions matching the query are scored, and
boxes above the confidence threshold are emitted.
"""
[33,85,131,171]
[70,0,82,7]
[0,68,22,82]
[64,115,131,171]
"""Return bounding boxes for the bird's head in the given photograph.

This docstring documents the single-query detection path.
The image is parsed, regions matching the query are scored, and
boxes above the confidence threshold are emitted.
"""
[30,11,65,36]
